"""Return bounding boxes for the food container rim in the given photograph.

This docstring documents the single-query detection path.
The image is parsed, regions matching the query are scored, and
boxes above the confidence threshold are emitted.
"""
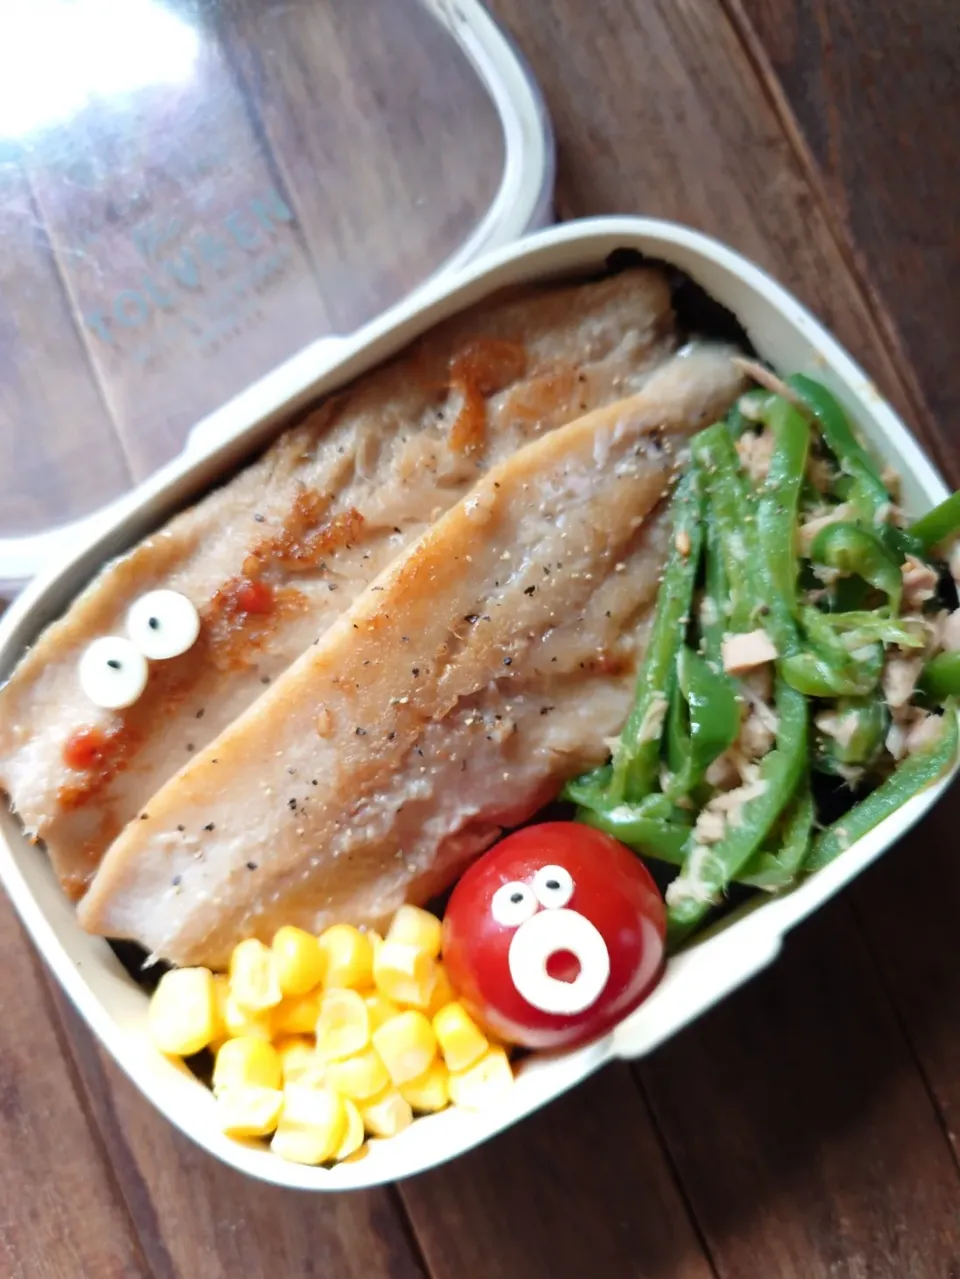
[0,214,953,1190]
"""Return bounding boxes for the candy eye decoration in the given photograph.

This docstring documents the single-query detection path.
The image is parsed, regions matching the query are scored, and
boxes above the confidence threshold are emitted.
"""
[126,590,201,661]
[78,637,149,710]
[490,881,538,928]
[78,590,200,709]
[531,864,574,909]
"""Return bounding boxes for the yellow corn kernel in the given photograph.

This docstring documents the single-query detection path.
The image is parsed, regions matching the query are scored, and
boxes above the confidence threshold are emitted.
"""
[318,925,374,990]
[148,967,218,1057]
[275,1036,325,1087]
[316,989,370,1061]
[360,1089,413,1138]
[372,1011,437,1086]
[385,904,443,959]
[448,1047,513,1111]
[324,1047,390,1101]
[335,1099,365,1161]
[373,941,437,1009]
[271,1085,346,1165]
[272,926,326,997]
[399,1058,450,1113]
[273,989,322,1036]
[229,938,283,1013]
[216,1086,283,1138]
[364,991,400,1032]
[213,1037,282,1094]
[433,1001,488,1073]
[425,962,456,1018]
[223,991,274,1042]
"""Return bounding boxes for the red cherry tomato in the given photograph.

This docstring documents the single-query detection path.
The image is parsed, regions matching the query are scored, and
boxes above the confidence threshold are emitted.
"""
[442,823,666,1050]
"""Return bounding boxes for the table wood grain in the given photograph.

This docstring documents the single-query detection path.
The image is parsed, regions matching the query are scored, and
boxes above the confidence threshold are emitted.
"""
[1,1,959,1275]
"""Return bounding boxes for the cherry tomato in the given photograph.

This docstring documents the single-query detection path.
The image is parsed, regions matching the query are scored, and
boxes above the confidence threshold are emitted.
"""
[442,823,666,1050]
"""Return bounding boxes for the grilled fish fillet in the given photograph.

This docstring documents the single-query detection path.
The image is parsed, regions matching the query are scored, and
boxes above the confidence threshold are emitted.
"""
[78,346,745,967]
[0,268,675,899]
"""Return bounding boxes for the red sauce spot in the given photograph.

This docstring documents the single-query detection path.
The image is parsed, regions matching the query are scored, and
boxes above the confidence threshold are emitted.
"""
[58,724,140,810]
[236,578,274,615]
[63,726,109,771]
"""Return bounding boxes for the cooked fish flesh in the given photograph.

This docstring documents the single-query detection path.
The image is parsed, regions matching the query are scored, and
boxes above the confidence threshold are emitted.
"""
[78,346,745,967]
[0,268,676,900]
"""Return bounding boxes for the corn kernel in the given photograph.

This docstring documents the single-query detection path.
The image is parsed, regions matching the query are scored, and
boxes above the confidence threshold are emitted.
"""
[216,1086,283,1138]
[209,974,230,1053]
[425,962,456,1018]
[364,991,400,1031]
[399,1058,450,1113]
[223,991,274,1042]
[360,1089,413,1138]
[373,941,437,1009]
[318,925,374,990]
[148,967,218,1057]
[372,1011,437,1086]
[316,989,370,1061]
[213,1037,282,1094]
[271,1085,346,1164]
[324,1047,390,1101]
[385,904,443,958]
[448,1047,513,1111]
[433,1002,488,1073]
[275,1036,326,1086]
[335,1099,365,1161]
[272,926,326,996]
[273,989,322,1036]
[229,938,283,1013]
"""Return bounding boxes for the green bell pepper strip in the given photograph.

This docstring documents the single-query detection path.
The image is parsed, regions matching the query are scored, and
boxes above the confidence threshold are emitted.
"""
[699,515,728,663]
[605,464,704,805]
[738,779,815,891]
[787,375,890,518]
[814,695,888,772]
[816,610,926,650]
[692,424,758,633]
[908,490,960,552]
[754,395,810,652]
[576,797,692,863]
[918,652,960,702]
[665,678,809,948]
[662,646,740,801]
[809,522,903,613]
[805,704,959,874]
[874,522,925,564]
[780,644,883,698]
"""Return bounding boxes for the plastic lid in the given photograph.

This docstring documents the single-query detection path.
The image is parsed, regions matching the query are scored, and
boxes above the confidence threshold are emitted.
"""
[0,0,554,589]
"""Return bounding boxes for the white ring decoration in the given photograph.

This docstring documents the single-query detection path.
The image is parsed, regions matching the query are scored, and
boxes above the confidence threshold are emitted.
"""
[507,908,610,1015]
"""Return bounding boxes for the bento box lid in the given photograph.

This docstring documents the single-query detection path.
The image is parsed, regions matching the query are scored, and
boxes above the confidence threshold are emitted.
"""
[0,0,555,592]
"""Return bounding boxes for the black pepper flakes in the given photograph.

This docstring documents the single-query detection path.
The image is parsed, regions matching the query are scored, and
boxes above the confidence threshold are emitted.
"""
[523,586,536,596]
[172,875,182,887]
[464,613,479,624]
[387,731,397,741]
[186,743,194,752]
[411,667,420,677]
[503,657,512,666]
[355,727,367,736]
[204,822,215,832]
[328,583,338,592]
[246,861,258,871]
[139,813,149,821]
[196,708,205,719]
[261,675,271,685]
[287,766,297,775]
[288,798,297,810]
[176,824,185,832]
[254,513,265,523]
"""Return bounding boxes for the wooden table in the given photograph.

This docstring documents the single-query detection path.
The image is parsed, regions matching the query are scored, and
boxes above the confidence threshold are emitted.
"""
[2,2,959,1275]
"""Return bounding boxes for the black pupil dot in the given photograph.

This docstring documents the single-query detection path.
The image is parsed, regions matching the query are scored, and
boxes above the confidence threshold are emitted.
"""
[510,892,523,904]
[148,616,160,630]
[106,659,121,670]
[546,879,560,891]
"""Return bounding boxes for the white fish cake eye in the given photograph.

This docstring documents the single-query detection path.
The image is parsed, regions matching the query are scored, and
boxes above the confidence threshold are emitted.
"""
[126,590,200,660]
[79,637,148,709]
[532,864,574,909]
[491,881,538,928]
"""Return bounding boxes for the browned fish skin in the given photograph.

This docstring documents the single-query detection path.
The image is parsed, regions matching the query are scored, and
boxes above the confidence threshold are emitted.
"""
[0,269,675,898]
[78,347,745,968]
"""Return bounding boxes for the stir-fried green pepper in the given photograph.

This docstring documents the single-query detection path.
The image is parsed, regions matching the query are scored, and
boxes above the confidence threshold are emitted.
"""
[663,646,739,801]
[809,522,903,613]
[576,793,692,863]
[666,679,809,947]
[805,705,958,873]
[738,780,815,890]
[909,490,960,552]
[754,395,809,649]
[787,375,890,518]
[814,695,888,774]
[919,652,960,701]
[692,424,758,632]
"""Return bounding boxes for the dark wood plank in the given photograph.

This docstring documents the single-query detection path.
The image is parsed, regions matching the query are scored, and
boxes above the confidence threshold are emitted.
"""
[0,898,147,1279]
[49,989,426,1279]
[23,22,331,479]
[640,902,960,1278]
[0,158,130,542]
[218,0,505,331]
[733,0,960,473]
[401,1065,717,1279]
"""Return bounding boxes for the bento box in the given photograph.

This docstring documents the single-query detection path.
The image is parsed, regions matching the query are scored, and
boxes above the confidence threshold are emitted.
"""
[0,217,954,1190]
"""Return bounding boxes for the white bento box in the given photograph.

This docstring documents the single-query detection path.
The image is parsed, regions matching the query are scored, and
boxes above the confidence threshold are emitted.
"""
[0,217,954,1190]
